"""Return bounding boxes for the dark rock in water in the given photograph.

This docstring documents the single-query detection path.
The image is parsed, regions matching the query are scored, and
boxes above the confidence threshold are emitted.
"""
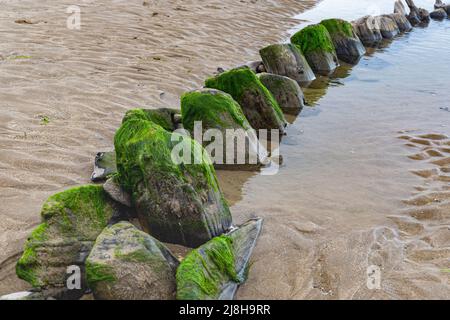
[91,151,117,182]
[445,5,450,14]
[115,118,232,248]
[394,0,407,15]
[352,16,383,47]
[405,0,431,25]
[290,24,339,75]
[376,15,400,39]
[15,185,126,299]
[430,8,447,19]
[181,88,268,169]
[176,218,263,300]
[205,67,287,134]
[257,73,305,116]
[122,107,180,132]
[86,222,179,300]
[103,177,132,208]
[385,13,413,32]
[320,18,366,64]
[259,43,316,86]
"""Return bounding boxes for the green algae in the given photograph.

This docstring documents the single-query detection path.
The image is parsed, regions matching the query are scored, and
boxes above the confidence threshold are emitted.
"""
[85,261,116,289]
[122,108,177,132]
[291,24,336,55]
[204,67,285,125]
[176,235,239,300]
[181,90,251,131]
[320,18,354,38]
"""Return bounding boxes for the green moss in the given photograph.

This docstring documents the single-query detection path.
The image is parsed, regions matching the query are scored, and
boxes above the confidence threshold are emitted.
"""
[176,235,239,300]
[85,261,116,289]
[15,223,49,287]
[115,118,221,196]
[320,18,354,38]
[291,24,336,55]
[122,108,177,132]
[41,185,113,237]
[181,90,251,131]
[204,67,285,124]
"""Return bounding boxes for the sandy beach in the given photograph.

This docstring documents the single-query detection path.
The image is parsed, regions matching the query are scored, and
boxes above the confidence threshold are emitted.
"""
[1,0,449,300]
[0,0,317,295]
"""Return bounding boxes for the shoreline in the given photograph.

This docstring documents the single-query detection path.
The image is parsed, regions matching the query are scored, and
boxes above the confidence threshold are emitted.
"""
[0,0,318,295]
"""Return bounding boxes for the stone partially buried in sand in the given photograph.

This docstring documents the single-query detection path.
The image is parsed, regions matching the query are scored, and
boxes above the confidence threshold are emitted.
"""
[259,43,316,86]
[15,185,125,299]
[320,18,366,64]
[86,222,179,300]
[205,67,286,134]
[176,218,263,300]
[352,16,383,47]
[290,24,339,75]
[257,73,305,116]
[114,118,232,248]
[181,88,268,169]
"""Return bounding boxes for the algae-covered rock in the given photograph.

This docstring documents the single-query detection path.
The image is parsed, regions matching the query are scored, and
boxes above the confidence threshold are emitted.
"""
[204,67,287,134]
[259,43,316,86]
[176,218,263,300]
[86,222,179,300]
[115,118,232,248]
[430,8,447,19]
[320,18,366,64]
[257,73,305,116]
[376,15,400,39]
[352,16,383,47]
[385,13,412,32]
[122,107,180,131]
[16,185,123,298]
[91,151,117,182]
[290,24,339,75]
[181,88,267,169]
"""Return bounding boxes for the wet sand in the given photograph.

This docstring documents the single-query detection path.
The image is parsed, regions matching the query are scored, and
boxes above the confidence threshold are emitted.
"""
[0,0,316,294]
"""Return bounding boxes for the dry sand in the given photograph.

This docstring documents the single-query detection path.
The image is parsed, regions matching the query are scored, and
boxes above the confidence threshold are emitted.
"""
[0,0,317,295]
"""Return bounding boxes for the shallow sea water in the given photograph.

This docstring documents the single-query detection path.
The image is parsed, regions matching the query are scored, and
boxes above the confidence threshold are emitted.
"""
[233,0,450,299]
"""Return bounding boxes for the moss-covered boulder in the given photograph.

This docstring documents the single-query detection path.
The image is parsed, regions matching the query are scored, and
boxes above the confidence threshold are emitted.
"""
[86,222,179,300]
[114,118,232,248]
[375,16,400,39]
[385,13,412,32]
[257,73,305,116]
[290,24,339,75]
[181,88,267,169]
[320,19,366,64]
[122,107,181,131]
[204,67,287,134]
[352,16,383,47]
[176,218,263,300]
[91,151,117,182]
[16,185,124,299]
[259,44,315,86]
